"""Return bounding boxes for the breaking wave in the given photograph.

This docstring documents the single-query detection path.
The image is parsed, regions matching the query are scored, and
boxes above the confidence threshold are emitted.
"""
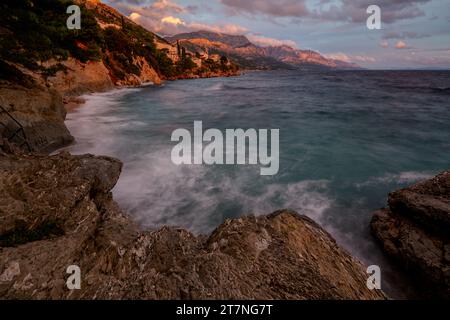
[113,148,332,234]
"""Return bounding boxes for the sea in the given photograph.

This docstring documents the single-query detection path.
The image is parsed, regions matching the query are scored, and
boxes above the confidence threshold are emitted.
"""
[63,70,450,298]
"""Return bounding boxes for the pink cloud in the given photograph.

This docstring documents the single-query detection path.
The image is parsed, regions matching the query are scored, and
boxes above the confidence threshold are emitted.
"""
[221,0,308,17]
[379,41,389,48]
[395,40,409,49]
[221,0,432,24]
[129,11,248,36]
[325,52,376,63]
[247,35,298,48]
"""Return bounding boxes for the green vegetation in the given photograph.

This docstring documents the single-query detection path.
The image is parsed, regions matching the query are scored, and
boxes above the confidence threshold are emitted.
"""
[0,0,102,71]
[178,47,196,71]
[0,0,238,83]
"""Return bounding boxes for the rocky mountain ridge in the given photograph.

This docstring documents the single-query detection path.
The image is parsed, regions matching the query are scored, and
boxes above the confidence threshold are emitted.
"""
[167,30,360,70]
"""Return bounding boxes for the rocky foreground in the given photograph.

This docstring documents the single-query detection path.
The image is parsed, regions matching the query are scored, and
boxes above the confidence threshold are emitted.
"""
[0,143,383,300]
[371,170,450,299]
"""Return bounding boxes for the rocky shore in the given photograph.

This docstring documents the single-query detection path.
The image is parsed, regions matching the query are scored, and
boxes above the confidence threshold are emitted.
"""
[0,0,240,154]
[3,0,448,302]
[371,170,450,299]
[0,142,384,299]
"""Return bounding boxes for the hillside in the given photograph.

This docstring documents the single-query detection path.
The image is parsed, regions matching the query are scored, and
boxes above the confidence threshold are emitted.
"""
[0,0,239,89]
[0,0,238,152]
[167,30,360,70]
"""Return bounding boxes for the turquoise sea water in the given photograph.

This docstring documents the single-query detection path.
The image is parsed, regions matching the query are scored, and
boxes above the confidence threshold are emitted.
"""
[65,70,450,298]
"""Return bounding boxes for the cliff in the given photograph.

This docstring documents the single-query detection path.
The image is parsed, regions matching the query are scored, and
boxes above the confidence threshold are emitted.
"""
[0,75,74,153]
[0,143,384,300]
[371,170,450,299]
[0,0,239,153]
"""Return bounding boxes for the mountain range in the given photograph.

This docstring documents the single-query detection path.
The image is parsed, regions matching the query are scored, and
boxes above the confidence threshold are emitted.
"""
[167,30,360,70]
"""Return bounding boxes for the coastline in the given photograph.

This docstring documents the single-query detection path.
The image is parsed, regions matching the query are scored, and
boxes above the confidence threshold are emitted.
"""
[62,70,241,114]
[2,0,449,302]
[0,72,388,300]
[2,68,450,299]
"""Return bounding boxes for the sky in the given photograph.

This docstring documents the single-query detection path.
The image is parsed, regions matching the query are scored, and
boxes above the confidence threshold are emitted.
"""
[104,0,450,69]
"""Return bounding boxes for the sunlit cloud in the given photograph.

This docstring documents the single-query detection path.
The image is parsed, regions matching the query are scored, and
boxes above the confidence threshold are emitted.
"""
[247,35,298,48]
[220,0,433,24]
[395,40,410,49]
[325,52,376,63]
[221,0,308,17]
[161,16,184,25]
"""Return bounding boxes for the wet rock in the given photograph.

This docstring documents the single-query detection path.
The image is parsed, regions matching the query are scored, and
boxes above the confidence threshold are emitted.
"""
[0,149,384,300]
[371,170,450,299]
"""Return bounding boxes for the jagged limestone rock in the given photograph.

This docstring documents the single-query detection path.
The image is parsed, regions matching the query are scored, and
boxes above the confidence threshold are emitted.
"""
[371,170,450,299]
[0,148,384,300]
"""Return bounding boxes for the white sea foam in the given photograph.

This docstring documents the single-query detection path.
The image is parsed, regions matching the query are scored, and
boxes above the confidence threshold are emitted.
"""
[113,146,332,234]
[205,82,225,91]
[64,88,141,155]
[62,88,333,234]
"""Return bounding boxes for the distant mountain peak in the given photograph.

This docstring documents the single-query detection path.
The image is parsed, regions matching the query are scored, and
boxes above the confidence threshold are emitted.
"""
[166,31,360,70]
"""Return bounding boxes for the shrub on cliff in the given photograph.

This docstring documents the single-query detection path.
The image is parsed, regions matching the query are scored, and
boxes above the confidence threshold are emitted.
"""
[0,0,102,70]
[0,0,237,83]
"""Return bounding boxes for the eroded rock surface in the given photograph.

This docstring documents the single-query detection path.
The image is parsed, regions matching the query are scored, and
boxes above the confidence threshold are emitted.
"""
[371,170,450,299]
[0,83,74,153]
[0,147,384,300]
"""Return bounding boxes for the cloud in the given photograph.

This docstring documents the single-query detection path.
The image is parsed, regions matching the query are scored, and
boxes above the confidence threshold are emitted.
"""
[151,0,185,12]
[124,2,297,48]
[117,0,190,13]
[401,52,450,67]
[129,11,248,36]
[395,40,410,49]
[325,52,352,62]
[353,55,376,63]
[161,16,184,25]
[325,52,376,63]
[247,35,298,48]
[115,0,245,35]
[220,0,432,24]
[187,22,249,35]
[316,0,432,23]
[379,40,389,48]
[382,31,430,39]
[221,0,308,17]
